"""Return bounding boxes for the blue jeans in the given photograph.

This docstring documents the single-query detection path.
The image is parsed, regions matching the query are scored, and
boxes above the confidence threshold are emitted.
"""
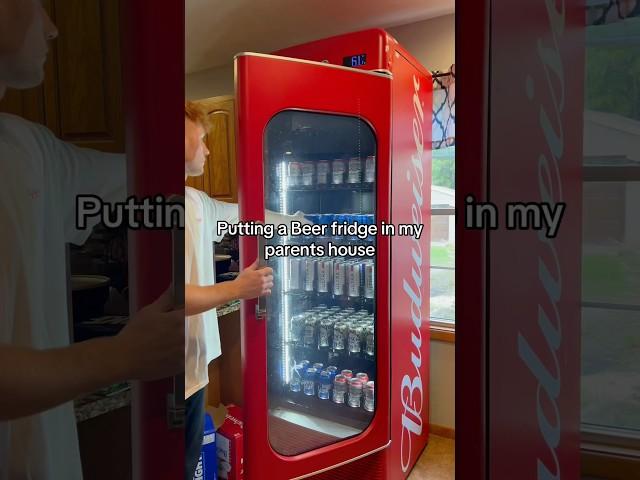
[185,387,206,480]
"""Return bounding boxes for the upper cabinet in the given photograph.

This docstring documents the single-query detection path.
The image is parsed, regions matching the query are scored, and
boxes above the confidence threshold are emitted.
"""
[0,0,124,153]
[186,96,238,203]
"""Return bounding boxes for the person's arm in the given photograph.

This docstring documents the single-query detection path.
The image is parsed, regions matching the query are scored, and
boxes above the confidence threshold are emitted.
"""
[0,291,184,421]
[186,261,273,316]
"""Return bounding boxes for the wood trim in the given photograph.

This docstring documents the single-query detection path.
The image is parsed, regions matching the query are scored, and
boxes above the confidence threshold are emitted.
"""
[581,448,640,479]
[430,423,456,439]
[581,426,640,478]
[431,324,456,343]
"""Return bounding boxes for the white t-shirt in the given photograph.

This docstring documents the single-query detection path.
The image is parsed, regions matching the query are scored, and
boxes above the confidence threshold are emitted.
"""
[0,113,126,480]
[184,187,239,399]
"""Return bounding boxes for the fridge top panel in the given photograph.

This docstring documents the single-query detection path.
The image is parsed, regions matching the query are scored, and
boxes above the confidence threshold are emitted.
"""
[273,28,430,78]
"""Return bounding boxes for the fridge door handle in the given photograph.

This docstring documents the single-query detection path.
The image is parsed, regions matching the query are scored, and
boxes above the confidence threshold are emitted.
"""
[255,233,267,321]
[167,195,185,429]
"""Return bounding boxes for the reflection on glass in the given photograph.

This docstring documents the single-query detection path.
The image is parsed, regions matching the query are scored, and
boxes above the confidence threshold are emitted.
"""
[264,111,377,456]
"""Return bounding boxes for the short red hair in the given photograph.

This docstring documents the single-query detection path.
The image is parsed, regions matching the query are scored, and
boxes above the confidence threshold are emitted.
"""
[185,101,209,129]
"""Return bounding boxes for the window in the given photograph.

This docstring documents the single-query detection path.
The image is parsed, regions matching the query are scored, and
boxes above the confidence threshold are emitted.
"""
[581,10,640,472]
[431,146,455,328]
[431,71,456,337]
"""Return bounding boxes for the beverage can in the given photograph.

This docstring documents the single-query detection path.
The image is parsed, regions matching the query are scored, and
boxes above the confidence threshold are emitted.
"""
[348,157,362,183]
[290,313,306,343]
[332,375,348,404]
[290,369,302,393]
[303,258,316,292]
[318,371,332,400]
[333,260,346,297]
[332,159,345,184]
[365,325,375,356]
[365,155,376,183]
[303,317,317,347]
[301,161,314,186]
[348,378,363,408]
[333,323,347,351]
[364,262,375,299]
[317,258,333,293]
[364,381,375,412]
[316,160,330,185]
[348,326,364,353]
[341,369,353,380]
[347,262,362,298]
[288,257,302,291]
[288,161,302,187]
[303,368,317,396]
[319,319,333,348]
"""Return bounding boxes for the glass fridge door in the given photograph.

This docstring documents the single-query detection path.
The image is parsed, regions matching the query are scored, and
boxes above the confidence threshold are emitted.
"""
[264,110,378,456]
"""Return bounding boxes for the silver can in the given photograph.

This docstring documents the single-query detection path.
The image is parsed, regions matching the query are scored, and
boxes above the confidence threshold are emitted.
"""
[303,317,318,348]
[287,257,302,291]
[365,155,376,183]
[333,259,346,297]
[364,262,375,299]
[290,313,306,343]
[301,162,315,186]
[348,325,364,353]
[303,258,316,292]
[332,159,345,184]
[317,258,334,293]
[316,160,330,185]
[365,325,375,356]
[333,322,348,351]
[288,161,302,187]
[319,319,333,348]
[348,157,362,184]
[347,262,362,298]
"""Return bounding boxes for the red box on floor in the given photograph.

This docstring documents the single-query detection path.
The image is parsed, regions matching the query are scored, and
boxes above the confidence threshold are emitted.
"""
[216,405,243,480]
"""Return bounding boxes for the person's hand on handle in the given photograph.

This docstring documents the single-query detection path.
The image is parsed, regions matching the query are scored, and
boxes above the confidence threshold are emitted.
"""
[233,260,274,299]
[114,288,184,381]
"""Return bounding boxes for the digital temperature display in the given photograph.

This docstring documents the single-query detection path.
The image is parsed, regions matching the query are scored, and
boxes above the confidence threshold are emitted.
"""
[343,54,367,68]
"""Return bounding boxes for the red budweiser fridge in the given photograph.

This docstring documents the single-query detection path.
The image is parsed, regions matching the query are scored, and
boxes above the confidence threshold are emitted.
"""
[236,29,432,479]
[457,0,585,479]
[121,1,185,479]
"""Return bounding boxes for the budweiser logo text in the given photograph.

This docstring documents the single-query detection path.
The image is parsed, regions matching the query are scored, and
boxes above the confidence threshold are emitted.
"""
[400,74,427,473]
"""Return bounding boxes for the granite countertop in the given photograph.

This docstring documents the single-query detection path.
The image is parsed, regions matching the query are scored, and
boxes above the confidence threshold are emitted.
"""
[74,301,240,423]
[75,382,131,423]
[218,299,240,317]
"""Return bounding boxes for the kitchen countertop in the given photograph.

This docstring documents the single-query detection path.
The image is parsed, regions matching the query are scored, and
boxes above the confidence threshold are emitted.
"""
[217,299,240,317]
[74,301,240,423]
[75,382,130,423]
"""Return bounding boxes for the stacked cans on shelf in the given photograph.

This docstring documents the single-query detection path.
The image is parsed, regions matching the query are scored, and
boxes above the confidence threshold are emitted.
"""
[287,257,375,299]
[290,306,375,356]
[289,360,375,412]
[302,213,375,243]
[276,155,375,188]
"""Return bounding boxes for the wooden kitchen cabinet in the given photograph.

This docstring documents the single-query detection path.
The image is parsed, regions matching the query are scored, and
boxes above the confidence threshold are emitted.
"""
[0,0,125,153]
[186,96,238,203]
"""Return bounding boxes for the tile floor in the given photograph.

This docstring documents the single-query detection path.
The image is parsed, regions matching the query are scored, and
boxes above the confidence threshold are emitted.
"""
[408,435,455,480]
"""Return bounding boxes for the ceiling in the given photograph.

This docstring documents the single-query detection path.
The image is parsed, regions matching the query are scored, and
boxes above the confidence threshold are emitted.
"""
[186,0,454,74]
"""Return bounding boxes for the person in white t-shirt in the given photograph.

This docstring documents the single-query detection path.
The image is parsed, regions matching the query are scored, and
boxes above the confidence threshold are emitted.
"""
[0,2,184,478]
[184,102,310,479]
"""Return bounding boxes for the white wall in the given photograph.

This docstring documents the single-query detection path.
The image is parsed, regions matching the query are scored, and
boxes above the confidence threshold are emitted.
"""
[186,64,234,100]
[387,14,454,73]
[185,14,456,431]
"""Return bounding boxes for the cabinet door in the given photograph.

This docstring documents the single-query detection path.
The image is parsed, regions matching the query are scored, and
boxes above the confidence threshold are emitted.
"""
[45,0,124,153]
[0,0,124,154]
[186,96,238,203]
[0,88,46,124]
